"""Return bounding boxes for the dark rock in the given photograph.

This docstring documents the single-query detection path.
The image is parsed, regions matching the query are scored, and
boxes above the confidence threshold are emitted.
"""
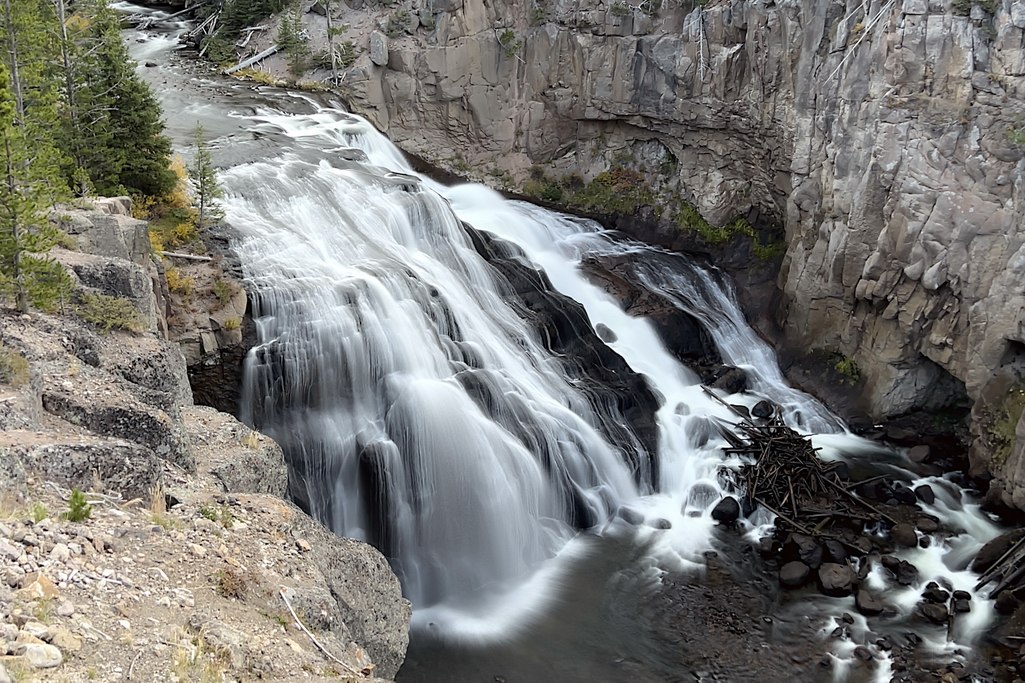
[729,404,751,419]
[779,561,811,587]
[711,496,741,524]
[896,560,919,586]
[853,646,874,662]
[973,529,1025,573]
[823,539,847,564]
[617,507,644,526]
[908,445,931,463]
[751,400,775,419]
[841,612,854,624]
[145,61,157,67]
[952,590,971,601]
[919,602,949,624]
[953,599,971,613]
[916,517,939,533]
[855,589,884,616]
[650,518,672,530]
[893,484,917,505]
[891,523,918,548]
[914,484,936,504]
[922,586,950,603]
[709,366,747,394]
[996,591,1020,615]
[786,533,824,569]
[594,323,617,343]
[818,563,856,597]
[881,555,901,573]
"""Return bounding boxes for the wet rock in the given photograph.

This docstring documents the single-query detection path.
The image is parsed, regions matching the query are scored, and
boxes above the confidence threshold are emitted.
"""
[650,518,672,530]
[823,539,847,564]
[953,599,971,613]
[891,523,919,548]
[973,529,1025,573]
[915,484,936,504]
[996,591,1020,615]
[922,584,950,603]
[892,484,917,505]
[751,400,775,419]
[594,323,617,343]
[952,590,971,601]
[919,602,949,624]
[779,561,811,587]
[711,496,740,524]
[853,645,874,662]
[785,533,824,569]
[709,366,747,394]
[896,560,920,586]
[617,507,644,525]
[916,517,939,534]
[881,555,900,573]
[908,445,931,463]
[818,563,856,597]
[855,589,885,616]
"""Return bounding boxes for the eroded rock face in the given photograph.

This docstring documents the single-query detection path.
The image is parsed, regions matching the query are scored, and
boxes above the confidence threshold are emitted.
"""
[244,0,1025,502]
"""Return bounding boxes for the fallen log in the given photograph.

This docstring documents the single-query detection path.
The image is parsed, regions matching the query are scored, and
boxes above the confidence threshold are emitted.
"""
[223,44,281,75]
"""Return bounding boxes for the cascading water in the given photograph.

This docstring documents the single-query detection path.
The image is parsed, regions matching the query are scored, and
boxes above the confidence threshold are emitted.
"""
[119,9,1008,674]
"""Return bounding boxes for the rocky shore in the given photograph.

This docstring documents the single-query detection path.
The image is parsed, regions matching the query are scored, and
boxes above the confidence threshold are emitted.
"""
[0,198,411,681]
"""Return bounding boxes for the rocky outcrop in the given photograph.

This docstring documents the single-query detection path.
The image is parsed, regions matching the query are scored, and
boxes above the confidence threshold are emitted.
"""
[240,0,1025,505]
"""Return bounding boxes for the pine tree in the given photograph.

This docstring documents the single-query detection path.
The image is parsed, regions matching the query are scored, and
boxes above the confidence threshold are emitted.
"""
[191,124,223,231]
[0,58,70,312]
[73,1,175,197]
[278,3,310,78]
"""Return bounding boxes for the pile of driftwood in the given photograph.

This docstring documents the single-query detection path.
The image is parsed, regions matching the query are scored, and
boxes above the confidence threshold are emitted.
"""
[976,534,1025,598]
[707,393,896,554]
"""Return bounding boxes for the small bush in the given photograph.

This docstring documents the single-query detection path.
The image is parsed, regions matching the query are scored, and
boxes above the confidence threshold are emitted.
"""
[222,317,241,331]
[30,502,49,523]
[834,355,861,383]
[0,344,29,386]
[214,567,248,600]
[240,431,261,450]
[77,293,144,334]
[62,489,93,523]
[610,1,630,17]
[166,267,195,296]
[498,29,522,57]
[199,504,234,528]
[234,68,285,86]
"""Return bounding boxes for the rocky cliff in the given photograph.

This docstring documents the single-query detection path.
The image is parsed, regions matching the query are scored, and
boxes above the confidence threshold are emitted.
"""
[236,0,1025,507]
[0,197,411,680]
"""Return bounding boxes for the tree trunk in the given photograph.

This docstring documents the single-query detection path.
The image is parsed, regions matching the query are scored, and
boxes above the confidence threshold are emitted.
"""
[1,0,24,121]
[53,0,84,180]
[325,0,338,83]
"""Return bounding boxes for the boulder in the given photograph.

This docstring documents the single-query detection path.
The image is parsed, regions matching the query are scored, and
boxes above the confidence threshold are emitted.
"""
[751,400,775,419]
[785,533,824,569]
[908,445,931,463]
[855,589,884,616]
[710,496,741,524]
[369,31,388,66]
[709,366,747,394]
[972,529,1025,573]
[14,642,63,668]
[818,563,856,597]
[919,602,949,624]
[890,523,918,548]
[779,561,811,587]
[914,484,935,504]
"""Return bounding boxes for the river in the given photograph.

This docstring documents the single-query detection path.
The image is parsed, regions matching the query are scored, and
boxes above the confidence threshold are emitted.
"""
[120,6,1003,681]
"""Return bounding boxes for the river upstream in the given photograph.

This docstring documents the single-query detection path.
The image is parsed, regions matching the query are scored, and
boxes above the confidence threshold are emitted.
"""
[121,6,1005,682]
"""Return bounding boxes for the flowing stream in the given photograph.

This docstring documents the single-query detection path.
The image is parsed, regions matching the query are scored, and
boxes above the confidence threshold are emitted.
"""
[122,7,1005,681]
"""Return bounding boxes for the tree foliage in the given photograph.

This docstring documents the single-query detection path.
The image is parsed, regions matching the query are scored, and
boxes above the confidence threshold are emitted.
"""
[0,0,175,312]
[191,124,223,231]
[278,3,310,77]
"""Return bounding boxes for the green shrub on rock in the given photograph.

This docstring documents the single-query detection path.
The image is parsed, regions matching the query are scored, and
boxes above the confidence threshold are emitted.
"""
[76,292,143,334]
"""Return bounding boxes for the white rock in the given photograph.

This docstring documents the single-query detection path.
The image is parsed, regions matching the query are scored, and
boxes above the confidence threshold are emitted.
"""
[56,600,75,617]
[16,642,63,668]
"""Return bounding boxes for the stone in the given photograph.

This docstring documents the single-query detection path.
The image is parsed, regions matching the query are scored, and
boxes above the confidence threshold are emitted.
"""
[710,496,740,524]
[49,543,70,563]
[786,533,824,569]
[914,485,936,504]
[952,590,971,601]
[15,642,63,668]
[892,484,917,505]
[56,600,75,617]
[751,400,775,419]
[369,31,388,67]
[822,540,847,564]
[891,523,918,548]
[853,645,874,662]
[855,589,884,616]
[922,585,950,603]
[919,602,949,624]
[973,529,1025,573]
[16,574,59,601]
[818,563,856,597]
[896,560,919,586]
[21,622,51,641]
[709,366,747,394]
[953,599,971,614]
[0,662,10,683]
[50,627,82,652]
[916,517,939,533]
[996,591,1020,615]
[908,445,931,463]
[617,507,643,525]
[779,561,811,587]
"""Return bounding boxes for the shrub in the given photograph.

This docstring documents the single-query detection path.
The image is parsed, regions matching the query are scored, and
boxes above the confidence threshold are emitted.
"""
[76,293,144,334]
[834,355,861,383]
[166,267,195,296]
[212,279,233,305]
[214,567,248,600]
[222,317,241,331]
[498,29,522,57]
[62,489,93,522]
[30,502,49,523]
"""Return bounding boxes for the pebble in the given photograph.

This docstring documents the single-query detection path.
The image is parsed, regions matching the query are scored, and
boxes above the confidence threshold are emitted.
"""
[56,600,75,617]
[21,621,51,641]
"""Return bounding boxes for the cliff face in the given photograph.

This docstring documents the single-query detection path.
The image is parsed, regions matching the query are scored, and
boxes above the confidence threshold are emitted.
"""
[254,0,1025,504]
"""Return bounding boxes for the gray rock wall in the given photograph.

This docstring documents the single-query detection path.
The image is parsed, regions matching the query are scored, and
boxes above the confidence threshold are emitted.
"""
[256,0,1025,505]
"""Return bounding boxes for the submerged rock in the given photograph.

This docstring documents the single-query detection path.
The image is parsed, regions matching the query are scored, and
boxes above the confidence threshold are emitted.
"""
[751,400,775,419]
[855,589,884,616]
[779,561,811,588]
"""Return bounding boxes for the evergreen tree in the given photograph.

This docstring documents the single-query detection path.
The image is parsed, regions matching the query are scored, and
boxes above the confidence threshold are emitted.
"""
[0,57,70,312]
[75,1,175,197]
[278,3,310,78]
[191,124,223,231]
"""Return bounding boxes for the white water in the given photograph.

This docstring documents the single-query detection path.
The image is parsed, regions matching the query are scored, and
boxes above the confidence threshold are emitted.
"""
[208,104,1001,667]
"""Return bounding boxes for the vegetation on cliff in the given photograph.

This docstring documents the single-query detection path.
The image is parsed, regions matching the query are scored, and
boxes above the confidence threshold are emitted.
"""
[0,0,174,312]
